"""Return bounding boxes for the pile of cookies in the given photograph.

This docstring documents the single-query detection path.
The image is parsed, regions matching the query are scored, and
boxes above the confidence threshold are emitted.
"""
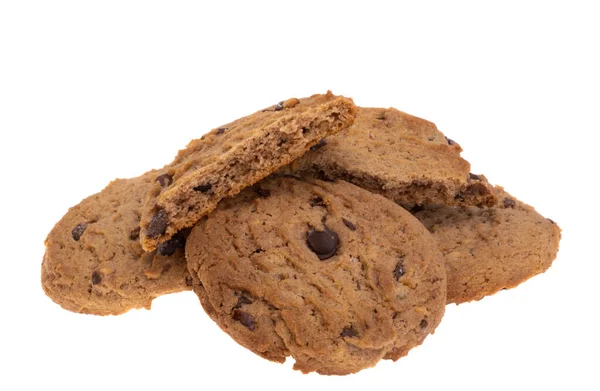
[42,91,561,375]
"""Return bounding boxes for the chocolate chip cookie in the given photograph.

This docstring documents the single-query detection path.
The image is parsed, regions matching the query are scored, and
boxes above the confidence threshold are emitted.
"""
[413,186,561,304]
[140,92,358,251]
[285,107,495,207]
[186,177,447,375]
[42,171,191,316]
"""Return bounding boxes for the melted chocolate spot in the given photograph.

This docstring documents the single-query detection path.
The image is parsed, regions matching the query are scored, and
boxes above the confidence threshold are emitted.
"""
[233,310,255,330]
[155,173,172,187]
[129,226,141,240]
[307,227,339,260]
[394,257,406,281]
[342,218,356,231]
[193,183,212,193]
[310,139,327,151]
[91,271,102,285]
[146,209,168,238]
[503,198,516,208]
[340,326,358,337]
[72,223,88,241]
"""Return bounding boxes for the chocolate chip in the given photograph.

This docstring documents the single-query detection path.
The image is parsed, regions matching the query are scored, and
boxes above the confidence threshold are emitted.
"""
[233,310,255,330]
[236,295,253,308]
[256,188,271,198]
[310,139,327,151]
[185,275,194,287]
[469,173,481,181]
[394,257,405,281]
[146,209,168,238]
[274,101,285,111]
[342,218,356,231]
[445,137,457,145]
[420,319,428,329]
[302,127,310,134]
[216,127,228,135]
[129,226,141,240]
[72,223,88,241]
[376,112,386,120]
[307,227,339,260]
[156,232,187,256]
[278,137,288,146]
[503,198,516,208]
[193,183,212,193]
[547,218,556,224]
[310,196,325,207]
[155,173,173,187]
[91,271,102,285]
[340,326,358,337]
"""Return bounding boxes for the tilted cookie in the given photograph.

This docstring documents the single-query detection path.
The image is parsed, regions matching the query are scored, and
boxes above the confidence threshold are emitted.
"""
[42,171,190,316]
[285,107,495,207]
[412,186,561,304]
[186,177,447,375]
[140,92,358,251]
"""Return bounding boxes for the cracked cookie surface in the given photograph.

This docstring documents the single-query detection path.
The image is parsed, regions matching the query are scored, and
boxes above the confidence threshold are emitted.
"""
[186,177,446,375]
[285,107,495,207]
[140,91,357,251]
[42,171,190,316]
[413,185,561,304]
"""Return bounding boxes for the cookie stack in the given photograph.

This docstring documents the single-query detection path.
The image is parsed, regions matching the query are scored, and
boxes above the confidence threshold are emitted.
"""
[42,91,561,375]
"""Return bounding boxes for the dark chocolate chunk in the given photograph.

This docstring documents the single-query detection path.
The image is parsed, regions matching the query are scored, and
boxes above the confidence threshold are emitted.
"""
[503,198,516,208]
[307,227,339,260]
[236,295,253,308]
[274,101,285,111]
[155,173,173,187]
[72,223,88,241]
[310,139,327,151]
[445,137,457,145]
[232,310,255,330]
[156,232,187,256]
[193,183,212,193]
[129,226,141,240]
[469,173,481,181]
[146,209,168,238]
[91,271,102,285]
[216,127,228,135]
[310,196,325,207]
[340,326,358,337]
[420,319,428,329]
[342,218,356,231]
[256,188,271,198]
[394,257,405,281]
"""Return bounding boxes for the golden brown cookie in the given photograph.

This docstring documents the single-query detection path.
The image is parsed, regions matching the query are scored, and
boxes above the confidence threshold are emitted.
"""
[140,92,357,251]
[413,186,561,304]
[186,177,447,375]
[42,171,190,316]
[285,107,495,207]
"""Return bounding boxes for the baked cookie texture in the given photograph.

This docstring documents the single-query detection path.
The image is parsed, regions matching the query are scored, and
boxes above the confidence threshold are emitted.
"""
[42,171,191,316]
[413,186,561,304]
[140,92,358,251]
[186,177,447,375]
[285,107,495,207]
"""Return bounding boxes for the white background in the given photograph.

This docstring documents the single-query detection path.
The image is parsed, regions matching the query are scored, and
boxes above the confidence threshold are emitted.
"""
[1,1,598,390]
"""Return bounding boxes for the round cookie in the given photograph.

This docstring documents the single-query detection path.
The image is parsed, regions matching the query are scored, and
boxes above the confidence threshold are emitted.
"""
[42,171,191,316]
[186,177,447,375]
[412,186,561,304]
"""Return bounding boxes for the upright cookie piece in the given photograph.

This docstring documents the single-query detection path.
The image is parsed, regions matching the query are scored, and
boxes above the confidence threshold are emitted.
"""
[186,177,446,375]
[286,107,495,207]
[140,92,357,251]
[413,186,561,304]
[42,171,190,316]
